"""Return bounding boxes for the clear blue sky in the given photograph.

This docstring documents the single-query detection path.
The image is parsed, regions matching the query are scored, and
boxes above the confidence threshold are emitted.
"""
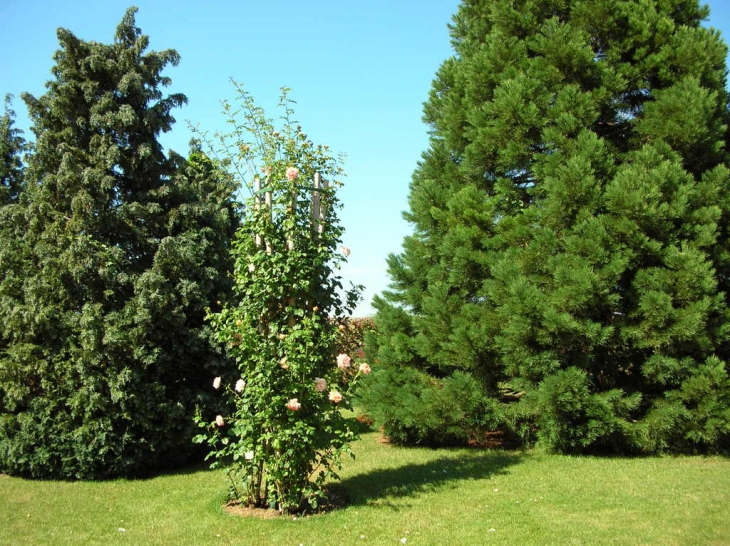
[2,0,729,316]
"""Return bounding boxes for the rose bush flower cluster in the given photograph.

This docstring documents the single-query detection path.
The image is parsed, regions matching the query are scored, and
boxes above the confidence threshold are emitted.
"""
[337,353,351,369]
[333,347,373,384]
[193,84,363,513]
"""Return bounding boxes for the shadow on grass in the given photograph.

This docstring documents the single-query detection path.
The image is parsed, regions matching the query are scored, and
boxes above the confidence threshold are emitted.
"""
[333,449,523,510]
[346,415,378,435]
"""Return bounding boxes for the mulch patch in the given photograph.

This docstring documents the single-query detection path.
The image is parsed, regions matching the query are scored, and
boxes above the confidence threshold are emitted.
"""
[376,429,515,449]
[467,430,512,449]
[223,484,350,519]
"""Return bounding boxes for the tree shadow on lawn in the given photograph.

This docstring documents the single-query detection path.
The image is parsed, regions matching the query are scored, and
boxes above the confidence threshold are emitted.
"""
[332,449,523,510]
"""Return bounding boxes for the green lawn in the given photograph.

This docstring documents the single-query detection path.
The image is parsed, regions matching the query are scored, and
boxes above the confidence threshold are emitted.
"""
[1,427,729,545]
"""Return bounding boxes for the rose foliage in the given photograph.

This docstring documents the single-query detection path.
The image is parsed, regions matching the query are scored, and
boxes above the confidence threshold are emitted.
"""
[194,84,364,513]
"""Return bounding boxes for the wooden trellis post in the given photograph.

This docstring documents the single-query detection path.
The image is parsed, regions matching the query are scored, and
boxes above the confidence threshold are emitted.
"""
[311,173,328,238]
[253,177,263,249]
[264,184,273,255]
[253,176,273,254]
[286,194,296,251]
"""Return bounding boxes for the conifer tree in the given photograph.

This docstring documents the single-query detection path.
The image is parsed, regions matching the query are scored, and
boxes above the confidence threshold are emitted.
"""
[0,9,238,478]
[363,0,730,453]
[0,95,30,408]
[0,95,26,204]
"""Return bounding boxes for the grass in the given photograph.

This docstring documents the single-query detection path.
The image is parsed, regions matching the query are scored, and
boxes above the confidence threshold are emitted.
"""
[1,424,729,545]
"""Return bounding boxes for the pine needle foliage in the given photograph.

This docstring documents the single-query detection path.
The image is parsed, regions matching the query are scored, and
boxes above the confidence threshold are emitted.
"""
[362,0,730,454]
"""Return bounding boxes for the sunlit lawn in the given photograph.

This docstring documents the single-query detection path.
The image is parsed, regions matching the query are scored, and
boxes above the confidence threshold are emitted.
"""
[2,422,729,545]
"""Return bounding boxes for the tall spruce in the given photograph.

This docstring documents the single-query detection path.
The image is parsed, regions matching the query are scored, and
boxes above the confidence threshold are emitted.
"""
[0,9,238,479]
[362,0,730,453]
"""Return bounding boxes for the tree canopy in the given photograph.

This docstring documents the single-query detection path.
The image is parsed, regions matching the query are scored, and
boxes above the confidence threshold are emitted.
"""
[361,0,730,453]
[0,95,26,205]
[0,8,238,479]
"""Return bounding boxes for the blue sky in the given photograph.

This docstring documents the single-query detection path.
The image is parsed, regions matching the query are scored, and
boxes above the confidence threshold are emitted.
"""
[2,0,729,316]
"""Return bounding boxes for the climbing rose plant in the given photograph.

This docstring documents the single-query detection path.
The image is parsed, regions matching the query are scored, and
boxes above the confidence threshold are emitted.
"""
[193,83,364,513]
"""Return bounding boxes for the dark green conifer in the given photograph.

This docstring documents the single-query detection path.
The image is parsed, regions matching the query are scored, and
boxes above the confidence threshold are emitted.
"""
[0,95,30,413]
[363,0,730,453]
[0,9,238,478]
[0,95,26,204]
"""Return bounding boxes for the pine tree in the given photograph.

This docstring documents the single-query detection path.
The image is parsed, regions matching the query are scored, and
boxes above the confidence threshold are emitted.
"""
[363,0,730,453]
[0,9,238,478]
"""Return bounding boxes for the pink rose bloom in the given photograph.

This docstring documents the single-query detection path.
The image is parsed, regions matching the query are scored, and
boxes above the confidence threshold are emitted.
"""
[213,376,222,390]
[340,246,351,257]
[235,379,246,392]
[286,167,299,180]
[286,398,301,411]
[337,353,351,369]
[215,415,225,427]
[328,390,343,403]
[314,377,327,392]
[358,363,372,374]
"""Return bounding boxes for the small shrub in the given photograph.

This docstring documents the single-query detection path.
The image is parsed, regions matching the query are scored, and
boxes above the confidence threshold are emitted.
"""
[530,367,641,453]
[334,317,377,358]
[357,365,501,446]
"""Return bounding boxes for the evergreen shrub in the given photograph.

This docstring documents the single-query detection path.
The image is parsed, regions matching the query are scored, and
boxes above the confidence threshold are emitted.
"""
[0,9,237,479]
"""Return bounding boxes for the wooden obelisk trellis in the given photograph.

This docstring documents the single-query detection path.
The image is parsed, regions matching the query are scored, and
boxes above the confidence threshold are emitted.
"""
[253,173,328,253]
[253,173,329,323]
